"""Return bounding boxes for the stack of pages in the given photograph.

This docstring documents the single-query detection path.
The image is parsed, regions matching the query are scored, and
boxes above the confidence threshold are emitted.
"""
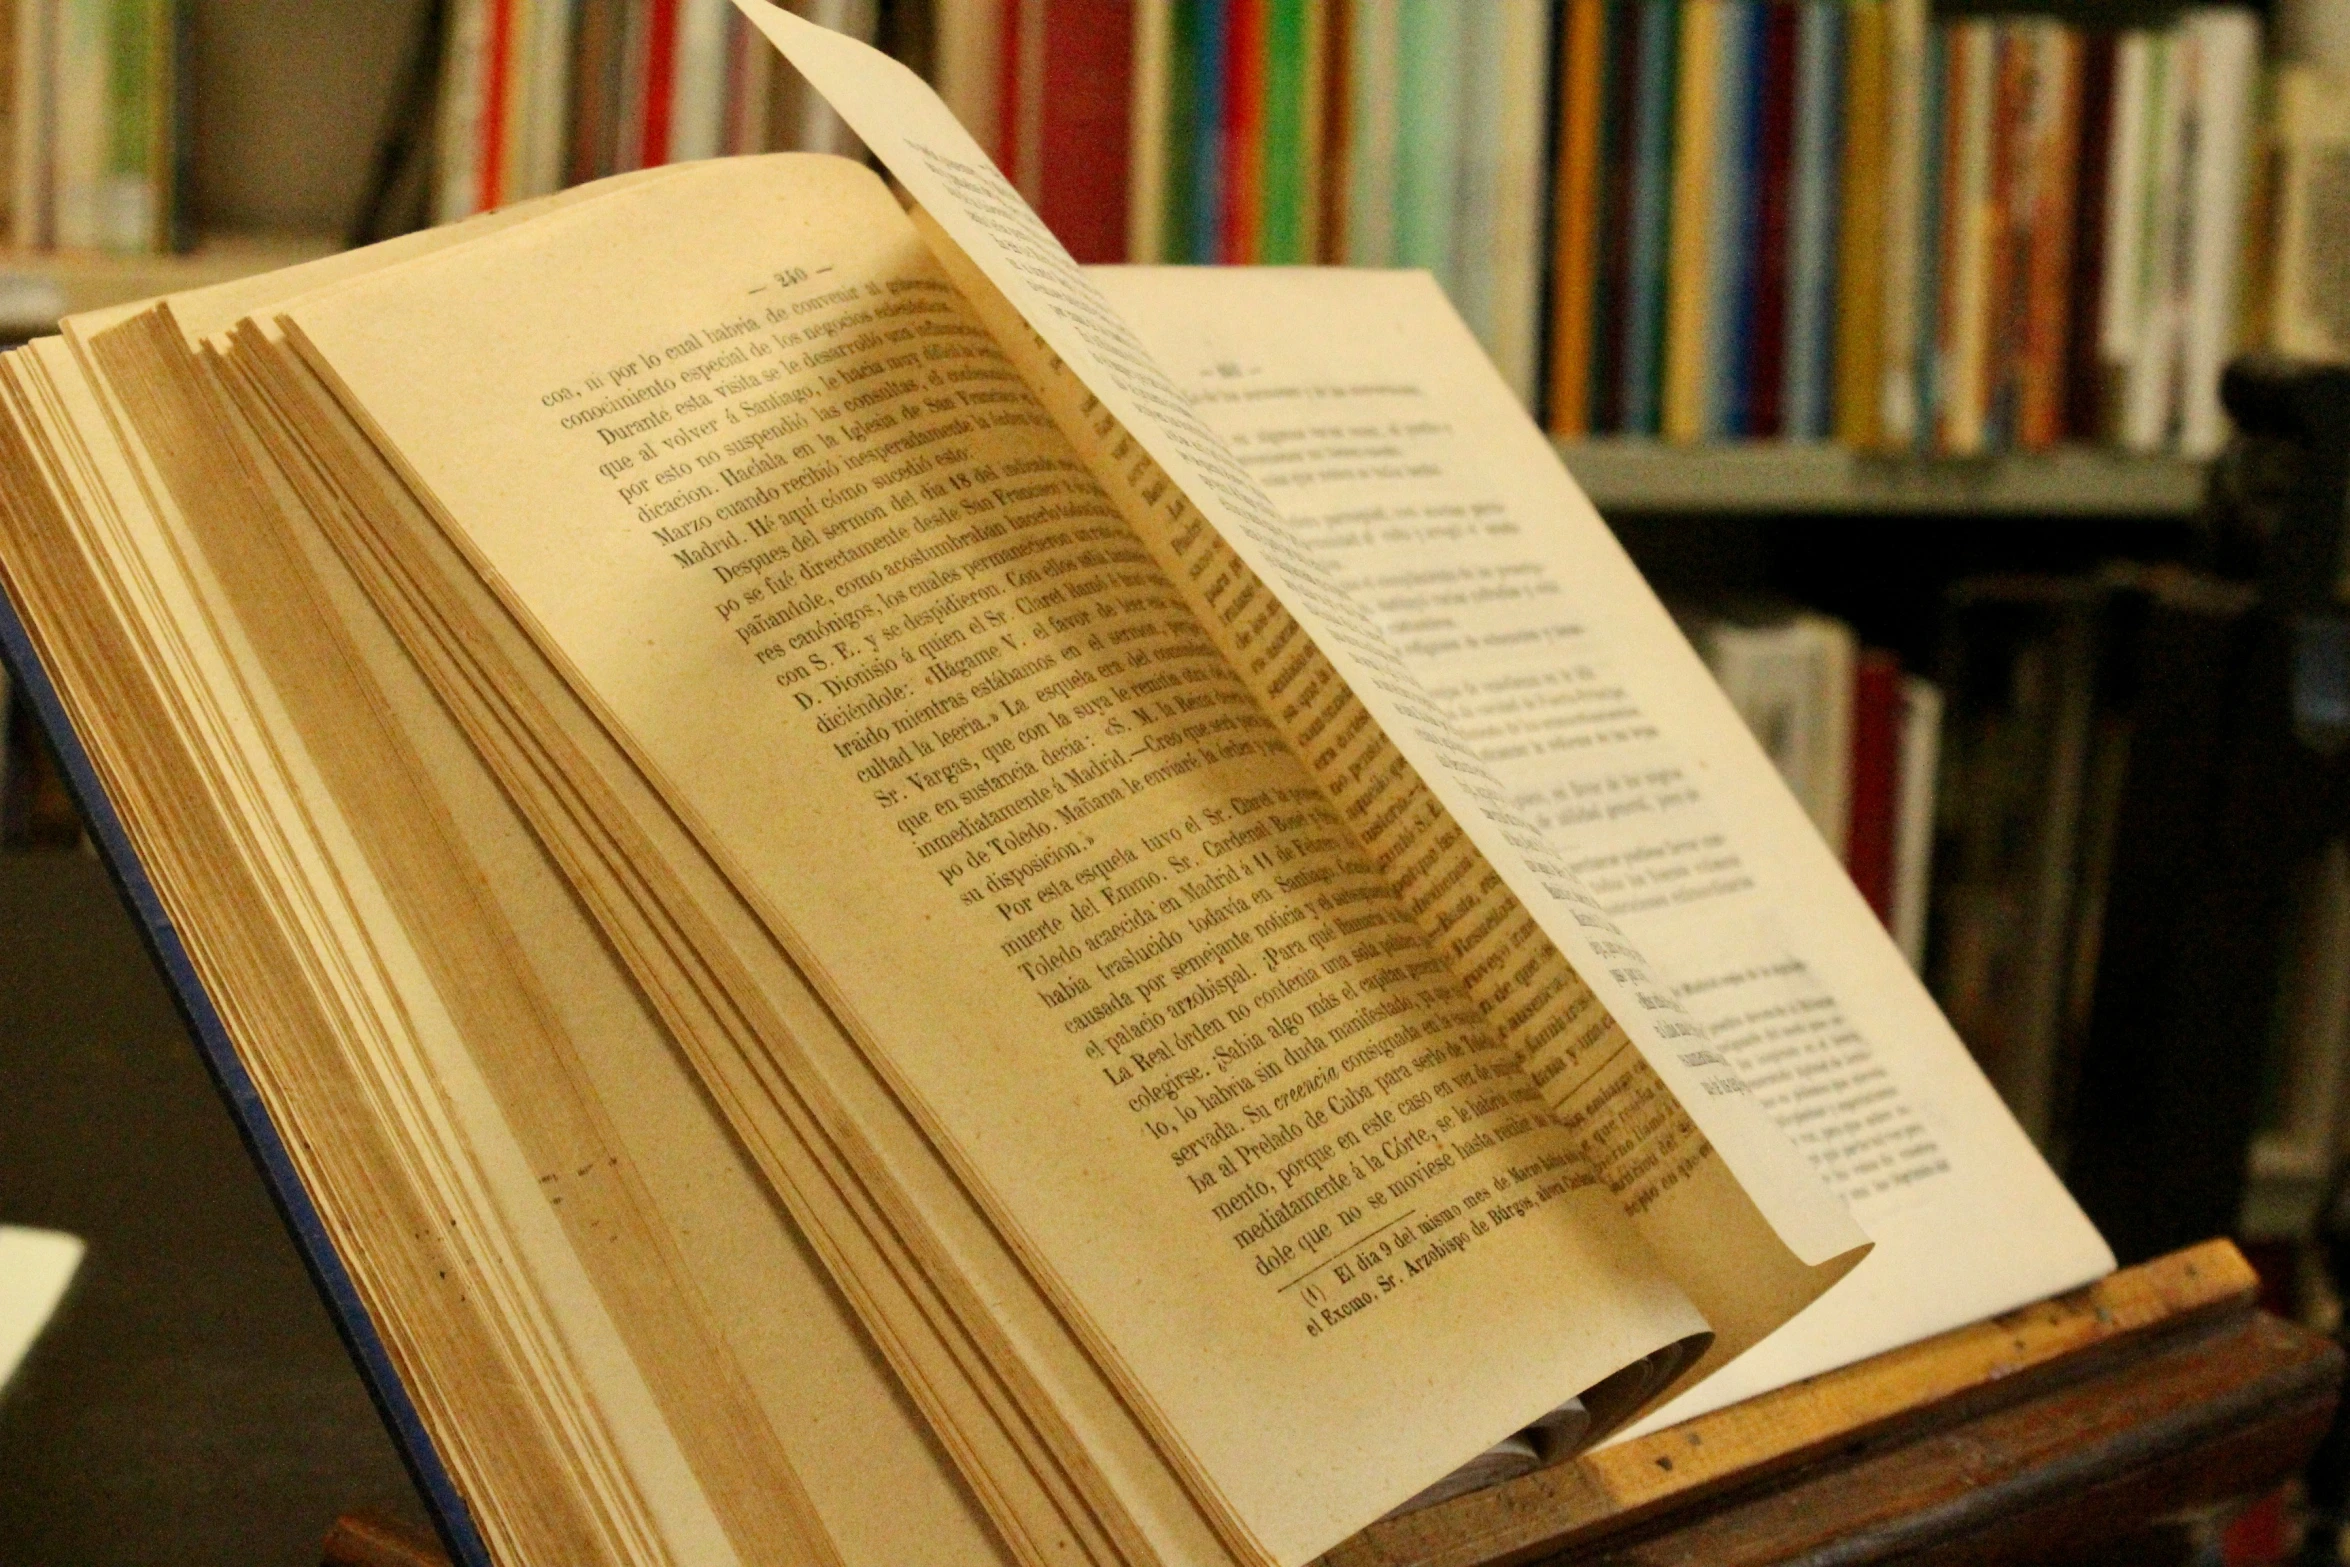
[0,9,2109,1566]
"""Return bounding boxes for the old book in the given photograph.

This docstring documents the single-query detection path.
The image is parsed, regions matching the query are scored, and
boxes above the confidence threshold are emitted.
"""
[0,10,2108,1567]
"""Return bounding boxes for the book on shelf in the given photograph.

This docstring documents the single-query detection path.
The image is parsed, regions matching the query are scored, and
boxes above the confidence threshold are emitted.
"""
[0,10,2112,1566]
[4,0,182,255]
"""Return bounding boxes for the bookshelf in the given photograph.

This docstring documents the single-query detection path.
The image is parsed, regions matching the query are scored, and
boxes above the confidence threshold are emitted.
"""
[0,234,341,337]
[1559,439,2208,518]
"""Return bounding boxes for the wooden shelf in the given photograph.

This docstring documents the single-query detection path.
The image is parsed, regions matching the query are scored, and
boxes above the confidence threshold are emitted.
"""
[0,232,341,335]
[1558,438,2208,517]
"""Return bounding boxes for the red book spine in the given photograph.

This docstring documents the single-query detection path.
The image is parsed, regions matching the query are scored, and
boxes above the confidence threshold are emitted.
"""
[1847,650,1904,922]
[1223,0,1265,263]
[642,0,680,168]
[1745,0,1801,438]
[479,0,517,211]
[998,0,1025,174]
[1040,0,1136,263]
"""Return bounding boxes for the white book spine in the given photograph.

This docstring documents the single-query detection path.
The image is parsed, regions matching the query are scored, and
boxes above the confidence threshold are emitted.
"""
[1345,0,1400,266]
[2096,31,2151,377]
[1878,0,1928,445]
[1891,675,1942,974]
[50,0,106,249]
[1479,0,1553,406]
[2121,29,2188,454]
[670,0,731,163]
[1127,0,1172,262]
[515,0,576,197]
[2177,7,2260,458]
[437,0,491,219]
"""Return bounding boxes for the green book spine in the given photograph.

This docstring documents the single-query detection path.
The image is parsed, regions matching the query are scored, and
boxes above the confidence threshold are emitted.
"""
[1392,0,1462,285]
[1260,0,1309,263]
[1165,0,1202,263]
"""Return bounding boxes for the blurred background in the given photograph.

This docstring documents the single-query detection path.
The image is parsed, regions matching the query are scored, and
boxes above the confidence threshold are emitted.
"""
[0,0,2346,1561]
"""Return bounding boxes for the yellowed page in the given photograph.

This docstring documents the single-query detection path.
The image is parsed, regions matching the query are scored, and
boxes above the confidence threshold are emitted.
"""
[1082,265,2115,1434]
[268,158,1702,1566]
[733,1,1865,1272]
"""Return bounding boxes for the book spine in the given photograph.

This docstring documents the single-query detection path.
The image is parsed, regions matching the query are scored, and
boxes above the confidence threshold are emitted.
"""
[520,0,577,192]
[638,0,676,167]
[2016,23,2081,451]
[2178,7,2259,458]
[1314,0,1347,261]
[1977,21,2029,452]
[1258,0,1307,264]
[1591,0,1645,431]
[1891,674,1942,973]
[1222,0,1263,262]
[1847,648,1904,921]
[1040,0,1136,264]
[1486,0,1553,406]
[1391,0,1461,284]
[476,0,514,206]
[937,0,1006,153]
[1547,0,1608,435]
[1909,18,1945,443]
[1702,0,1757,438]
[98,0,159,251]
[1011,0,1046,198]
[567,0,613,184]
[1779,0,1841,443]
[2119,29,2184,454]
[1296,0,1328,265]
[1129,0,1173,262]
[1190,0,1227,262]
[11,0,47,247]
[1163,0,1201,260]
[52,0,109,245]
[1939,19,1994,454]
[1620,0,1678,436]
[1875,0,1926,446]
[1450,0,1508,357]
[1662,0,1718,443]
[1830,0,1885,448]
[2062,30,2116,442]
[1341,0,1396,264]
[1745,0,1799,440]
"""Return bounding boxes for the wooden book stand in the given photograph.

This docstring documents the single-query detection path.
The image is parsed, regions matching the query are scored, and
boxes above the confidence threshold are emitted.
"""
[323,1240,2341,1567]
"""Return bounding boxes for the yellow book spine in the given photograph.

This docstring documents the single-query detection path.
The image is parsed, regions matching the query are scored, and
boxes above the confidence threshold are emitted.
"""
[1834,0,1888,448]
[1663,0,1719,444]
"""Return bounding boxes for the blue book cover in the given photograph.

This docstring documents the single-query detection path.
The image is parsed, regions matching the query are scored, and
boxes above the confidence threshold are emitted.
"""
[1781,0,1843,440]
[1620,0,1679,436]
[1704,0,1762,438]
[1190,0,1229,264]
[1911,20,1946,448]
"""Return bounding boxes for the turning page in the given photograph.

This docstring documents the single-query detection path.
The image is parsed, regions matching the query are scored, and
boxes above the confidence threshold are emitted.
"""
[738,1,1866,1276]
[1085,264,2113,1429]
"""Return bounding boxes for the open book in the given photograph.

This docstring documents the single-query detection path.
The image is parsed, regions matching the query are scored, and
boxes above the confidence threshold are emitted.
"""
[0,8,2108,1566]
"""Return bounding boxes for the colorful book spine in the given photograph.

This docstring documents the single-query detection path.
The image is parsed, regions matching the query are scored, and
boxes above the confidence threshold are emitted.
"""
[1341,0,1397,266]
[1781,0,1842,442]
[1257,0,1308,264]
[1831,0,1885,448]
[1875,0,1927,446]
[1661,0,1718,442]
[2016,22,2082,451]
[1548,0,1609,436]
[1909,18,1946,445]
[1221,0,1263,261]
[1619,0,1679,435]
[1702,0,1758,437]
[1390,0,1461,287]
[1189,0,1228,262]
[1938,18,1994,454]
[1590,0,1646,431]
[1484,0,1553,404]
[1745,0,1800,440]
[1128,0,1174,263]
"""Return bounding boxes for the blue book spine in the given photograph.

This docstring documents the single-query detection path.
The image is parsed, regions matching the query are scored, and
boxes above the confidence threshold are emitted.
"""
[1191,0,1228,264]
[1781,0,1843,440]
[1620,0,1678,436]
[1911,20,1946,448]
[1704,0,1761,438]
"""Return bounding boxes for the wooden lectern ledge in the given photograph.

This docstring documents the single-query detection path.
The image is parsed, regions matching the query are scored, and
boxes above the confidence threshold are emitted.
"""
[324,1239,2342,1567]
